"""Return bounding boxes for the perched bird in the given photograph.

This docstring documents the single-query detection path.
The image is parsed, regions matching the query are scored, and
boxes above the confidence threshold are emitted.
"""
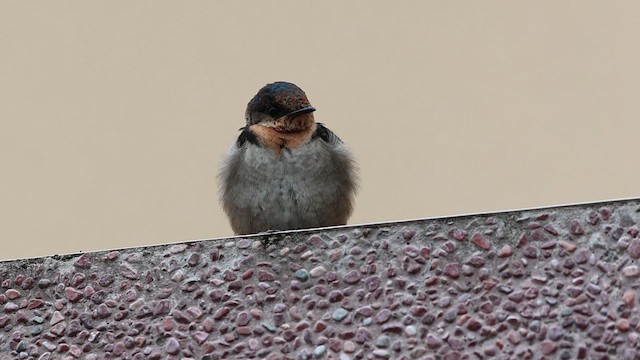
[219,81,358,235]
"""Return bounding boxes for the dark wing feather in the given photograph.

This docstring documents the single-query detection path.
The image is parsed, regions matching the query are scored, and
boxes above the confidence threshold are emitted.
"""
[236,127,259,147]
[313,123,343,144]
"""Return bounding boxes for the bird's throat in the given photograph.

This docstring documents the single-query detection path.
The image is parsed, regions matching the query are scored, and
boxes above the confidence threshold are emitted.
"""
[250,121,317,154]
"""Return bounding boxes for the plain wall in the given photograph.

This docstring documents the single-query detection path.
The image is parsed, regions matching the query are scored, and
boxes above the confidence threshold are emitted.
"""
[2,1,640,260]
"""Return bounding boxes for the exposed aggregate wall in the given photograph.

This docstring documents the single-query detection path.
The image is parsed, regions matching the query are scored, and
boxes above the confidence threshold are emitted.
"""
[2,199,640,359]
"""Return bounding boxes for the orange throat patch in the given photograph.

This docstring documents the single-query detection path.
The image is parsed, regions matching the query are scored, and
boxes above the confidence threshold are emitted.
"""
[249,113,317,154]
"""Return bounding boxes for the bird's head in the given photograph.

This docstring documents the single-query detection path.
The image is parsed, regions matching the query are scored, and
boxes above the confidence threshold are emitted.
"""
[245,82,316,133]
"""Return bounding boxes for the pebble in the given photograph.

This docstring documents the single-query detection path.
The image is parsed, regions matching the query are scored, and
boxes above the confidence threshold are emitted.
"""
[559,241,577,252]
[5,289,21,300]
[343,340,356,352]
[498,244,513,257]
[4,302,18,312]
[617,318,630,332]
[623,265,640,278]
[404,325,417,336]
[313,345,326,356]
[50,311,64,325]
[574,248,591,264]
[450,228,467,241]
[165,337,180,355]
[443,263,461,279]
[333,308,348,322]
[628,239,640,258]
[309,266,326,278]
[471,233,491,250]
[402,228,416,241]
[426,335,442,349]
[257,270,277,282]
[213,307,230,320]
[623,290,637,308]
[375,335,390,348]
[294,269,310,281]
[169,244,187,254]
[372,349,390,358]
[540,340,557,355]
[64,287,83,303]
[237,239,251,249]
[261,323,276,333]
[569,220,585,236]
[523,246,538,259]
[343,271,361,284]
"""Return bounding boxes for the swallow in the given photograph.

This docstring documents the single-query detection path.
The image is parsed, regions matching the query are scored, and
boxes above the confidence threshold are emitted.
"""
[219,81,358,235]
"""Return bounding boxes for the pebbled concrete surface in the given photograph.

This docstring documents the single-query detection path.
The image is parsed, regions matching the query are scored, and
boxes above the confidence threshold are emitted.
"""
[2,199,640,359]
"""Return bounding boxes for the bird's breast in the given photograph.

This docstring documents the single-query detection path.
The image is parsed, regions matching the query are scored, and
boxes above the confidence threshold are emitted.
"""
[242,138,329,178]
[221,127,356,234]
[237,140,339,223]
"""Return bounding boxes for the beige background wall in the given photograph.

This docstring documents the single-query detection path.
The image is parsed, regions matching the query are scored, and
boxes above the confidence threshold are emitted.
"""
[1,1,639,261]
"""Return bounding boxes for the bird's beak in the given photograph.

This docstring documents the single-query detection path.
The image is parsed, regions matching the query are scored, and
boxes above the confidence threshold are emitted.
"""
[286,105,316,118]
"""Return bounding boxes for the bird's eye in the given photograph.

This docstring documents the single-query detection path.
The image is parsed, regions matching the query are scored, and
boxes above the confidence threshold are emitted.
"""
[268,107,278,116]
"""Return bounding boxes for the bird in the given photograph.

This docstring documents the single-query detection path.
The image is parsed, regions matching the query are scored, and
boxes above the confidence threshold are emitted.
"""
[219,81,358,235]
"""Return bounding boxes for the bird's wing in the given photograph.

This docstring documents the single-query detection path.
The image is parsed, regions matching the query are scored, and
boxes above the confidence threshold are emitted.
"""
[313,122,344,145]
[235,126,259,147]
[312,122,359,205]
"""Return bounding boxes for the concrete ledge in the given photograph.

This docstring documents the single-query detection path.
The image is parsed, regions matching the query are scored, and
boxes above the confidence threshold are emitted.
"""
[2,199,640,359]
